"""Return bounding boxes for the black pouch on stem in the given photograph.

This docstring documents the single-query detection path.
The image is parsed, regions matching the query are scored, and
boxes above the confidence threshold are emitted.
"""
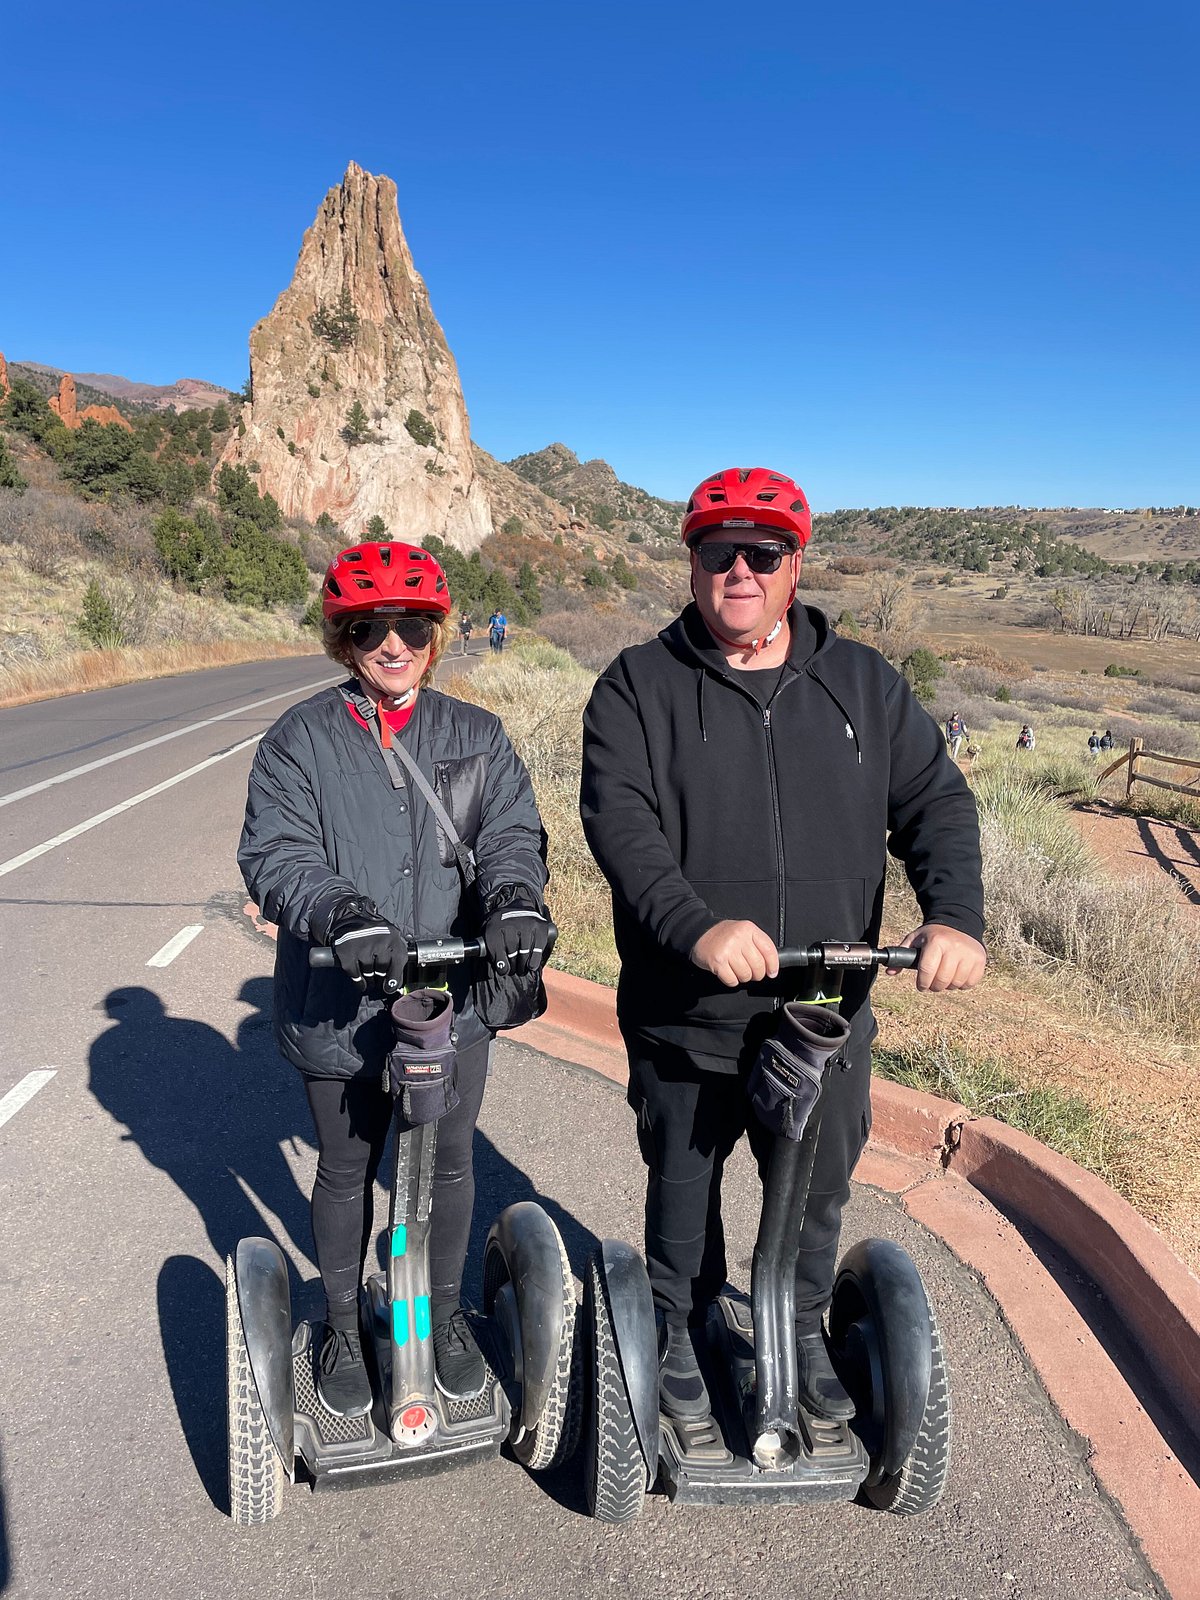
[748,1002,852,1141]
[386,989,459,1126]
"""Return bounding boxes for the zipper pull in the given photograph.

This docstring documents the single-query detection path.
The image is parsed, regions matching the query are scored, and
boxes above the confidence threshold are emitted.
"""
[763,708,771,728]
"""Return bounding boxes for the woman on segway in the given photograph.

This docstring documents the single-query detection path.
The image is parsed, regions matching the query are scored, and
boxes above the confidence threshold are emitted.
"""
[238,540,552,1420]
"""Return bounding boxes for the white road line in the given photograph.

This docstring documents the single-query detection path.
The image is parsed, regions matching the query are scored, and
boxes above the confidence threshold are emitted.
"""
[0,732,262,881]
[0,673,339,811]
[0,1070,57,1131]
[147,924,204,967]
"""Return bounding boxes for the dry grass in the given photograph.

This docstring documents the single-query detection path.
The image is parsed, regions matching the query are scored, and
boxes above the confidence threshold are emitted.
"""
[0,639,321,708]
[441,645,619,985]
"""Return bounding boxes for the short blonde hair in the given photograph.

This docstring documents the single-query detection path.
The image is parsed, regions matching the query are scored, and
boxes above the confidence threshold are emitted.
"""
[322,612,455,690]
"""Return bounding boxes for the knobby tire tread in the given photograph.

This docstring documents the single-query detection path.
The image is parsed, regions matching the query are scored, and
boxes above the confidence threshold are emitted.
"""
[225,1255,286,1526]
[585,1255,646,1524]
[866,1305,952,1515]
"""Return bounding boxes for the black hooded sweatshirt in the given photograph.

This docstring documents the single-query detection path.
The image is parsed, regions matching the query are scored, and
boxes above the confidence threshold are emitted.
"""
[580,602,984,1067]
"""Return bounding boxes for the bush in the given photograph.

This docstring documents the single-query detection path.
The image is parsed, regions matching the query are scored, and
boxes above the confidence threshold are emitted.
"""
[627,529,643,543]
[78,580,126,648]
[153,508,224,592]
[365,515,388,541]
[900,646,942,702]
[61,421,164,503]
[994,684,1011,702]
[500,515,524,537]
[310,288,359,349]
[582,562,610,591]
[610,553,638,591]
[404,409,437,448]
[1104,663,1140,678]
[0,432,26,492]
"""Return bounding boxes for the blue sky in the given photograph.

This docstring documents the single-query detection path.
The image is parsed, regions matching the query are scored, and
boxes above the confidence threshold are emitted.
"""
[2,0,1196,509]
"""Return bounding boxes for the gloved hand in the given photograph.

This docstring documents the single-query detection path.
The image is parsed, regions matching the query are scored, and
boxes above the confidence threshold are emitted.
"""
[324,899,408,992]
[481,898,555,978]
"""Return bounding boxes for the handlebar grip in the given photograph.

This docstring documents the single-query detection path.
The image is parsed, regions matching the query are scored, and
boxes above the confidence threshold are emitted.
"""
[880,946,919,970]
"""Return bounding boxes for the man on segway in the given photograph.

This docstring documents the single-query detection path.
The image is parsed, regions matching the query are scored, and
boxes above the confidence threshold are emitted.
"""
[580,467,986,1440]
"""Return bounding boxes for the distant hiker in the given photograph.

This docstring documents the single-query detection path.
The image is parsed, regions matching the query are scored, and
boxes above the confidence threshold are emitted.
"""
[457,611,473,656]
[488,610,507,653]
[945,711,968,761]
[1087,731,1101,760]
[1099,729,1114,751]
[1016,725,1035,752]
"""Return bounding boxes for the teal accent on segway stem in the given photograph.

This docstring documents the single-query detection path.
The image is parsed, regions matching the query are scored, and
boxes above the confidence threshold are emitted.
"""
[415,1296,431,1341]
[393,1300,410,1347]
[391,1225,407,1258]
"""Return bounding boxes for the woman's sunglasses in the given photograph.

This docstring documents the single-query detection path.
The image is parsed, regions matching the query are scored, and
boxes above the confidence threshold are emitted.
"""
[348,615,436,652]
[695,541,792,575]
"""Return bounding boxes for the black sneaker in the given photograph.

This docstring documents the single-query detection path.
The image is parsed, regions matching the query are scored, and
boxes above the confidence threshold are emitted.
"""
[658,1319,712,1422]
[315,1326,373,1418]
[432,1305,486,1398]
[797,1327,855,1420]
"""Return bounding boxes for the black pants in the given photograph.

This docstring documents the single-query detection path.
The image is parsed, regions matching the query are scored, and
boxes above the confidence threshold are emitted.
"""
[304,1038,489,1331]
[626,1031,873,1329]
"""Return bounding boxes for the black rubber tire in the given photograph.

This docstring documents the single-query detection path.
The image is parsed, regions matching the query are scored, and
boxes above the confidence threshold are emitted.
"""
[482,1223,577,1472]
[583,1253,646,1524]
[225,1255,286,1526]
[862,1306,951,1515]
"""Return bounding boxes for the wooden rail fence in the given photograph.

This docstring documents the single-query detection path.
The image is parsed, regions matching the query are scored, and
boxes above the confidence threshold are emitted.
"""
[1098,737,1200,801]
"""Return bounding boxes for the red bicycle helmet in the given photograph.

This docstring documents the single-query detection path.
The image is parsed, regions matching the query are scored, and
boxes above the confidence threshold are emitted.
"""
[681,467,812,549]
[321,541,452,619]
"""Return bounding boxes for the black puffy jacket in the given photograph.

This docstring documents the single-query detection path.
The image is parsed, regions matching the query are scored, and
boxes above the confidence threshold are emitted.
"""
[239,681,547,1079]
[580,603,984,1063]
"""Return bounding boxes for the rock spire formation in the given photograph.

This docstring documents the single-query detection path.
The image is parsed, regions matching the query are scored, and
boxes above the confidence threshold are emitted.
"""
[47,373,132,431]
[218,162,491,549]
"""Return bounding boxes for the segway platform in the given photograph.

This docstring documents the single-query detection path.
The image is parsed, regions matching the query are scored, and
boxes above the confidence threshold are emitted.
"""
[292,1280,509,1491]
[658,1293,869,1507]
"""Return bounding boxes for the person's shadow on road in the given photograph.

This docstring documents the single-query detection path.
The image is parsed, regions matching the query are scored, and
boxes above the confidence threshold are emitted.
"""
[90,980,315,1512]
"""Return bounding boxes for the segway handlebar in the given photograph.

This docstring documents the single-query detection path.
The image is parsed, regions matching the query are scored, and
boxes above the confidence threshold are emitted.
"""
[308,935,485,971]
[776,942,919,971]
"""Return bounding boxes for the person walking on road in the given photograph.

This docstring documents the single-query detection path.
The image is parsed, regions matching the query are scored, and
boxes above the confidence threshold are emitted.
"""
[1017,724,1035,752]
[488,610,507,653]
[457,610,473,656]
[945,710,968,761]
[580,465,986,1435]
[1087,731,1101,760]
[1099,729,1114,752]
[238,541,552,1419]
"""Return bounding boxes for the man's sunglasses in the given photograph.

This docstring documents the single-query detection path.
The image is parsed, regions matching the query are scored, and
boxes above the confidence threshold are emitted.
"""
[694,541,792,575]
[348,615,436,652]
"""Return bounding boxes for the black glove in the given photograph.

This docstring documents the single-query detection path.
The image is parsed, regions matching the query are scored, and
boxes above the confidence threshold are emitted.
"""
[324,899,408,992]
[481,898,555,978]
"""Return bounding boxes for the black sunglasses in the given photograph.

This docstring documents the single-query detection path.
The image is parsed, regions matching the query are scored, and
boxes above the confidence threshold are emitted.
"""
[348,615,436,652]
[695,541,792,575]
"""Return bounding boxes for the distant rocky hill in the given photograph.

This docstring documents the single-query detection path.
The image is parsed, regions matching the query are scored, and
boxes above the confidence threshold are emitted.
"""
[506,443,683,541]
[9,361,230,416]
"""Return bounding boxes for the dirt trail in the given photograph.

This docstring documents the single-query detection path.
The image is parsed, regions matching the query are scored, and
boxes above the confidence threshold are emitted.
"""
[876,802,1200,1273]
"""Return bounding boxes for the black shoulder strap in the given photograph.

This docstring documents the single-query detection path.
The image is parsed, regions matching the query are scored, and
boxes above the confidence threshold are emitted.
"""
[340,686,478,887]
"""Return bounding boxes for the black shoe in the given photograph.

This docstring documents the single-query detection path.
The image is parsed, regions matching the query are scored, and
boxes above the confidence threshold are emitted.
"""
[432,1305,487,1398]
[315,1325,372,1418]
[797,1327,855,1420]
[658,1319,713,1422]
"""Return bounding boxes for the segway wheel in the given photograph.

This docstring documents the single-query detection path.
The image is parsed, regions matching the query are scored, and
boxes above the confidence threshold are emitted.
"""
[863,1309,951,1515]
[583,1254,646,1524]
[225,1256,286,1525]
[830,1239,952,1518]
[482,1217,577,1471]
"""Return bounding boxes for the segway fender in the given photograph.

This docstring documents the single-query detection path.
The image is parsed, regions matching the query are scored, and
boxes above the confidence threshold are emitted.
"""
[488,1202,569,1431]
[598,1239,659,1487]
[835,1237,932,1477]
[234,1237,295,1476]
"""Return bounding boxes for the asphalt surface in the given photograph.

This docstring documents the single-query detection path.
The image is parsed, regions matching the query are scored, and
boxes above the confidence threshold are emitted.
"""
[0,655,1163,1600]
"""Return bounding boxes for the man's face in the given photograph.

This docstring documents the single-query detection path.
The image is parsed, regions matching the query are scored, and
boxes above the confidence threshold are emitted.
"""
[690,530,802,644]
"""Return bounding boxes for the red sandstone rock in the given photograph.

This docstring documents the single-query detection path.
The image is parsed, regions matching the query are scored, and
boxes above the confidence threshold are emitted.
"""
[0,352,9,399]
[49,374,78,427]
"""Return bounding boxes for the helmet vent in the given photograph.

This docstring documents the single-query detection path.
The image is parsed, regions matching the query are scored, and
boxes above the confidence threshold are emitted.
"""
[737,469,752,483]
[404,574,422,587]
[353,577,375,590]
[756,491,779,503]
[326,576,343,598]
[410,550,429,562]
[343,551,363,564]
[790,499,807,512]
[435,578,446,591]
[378,546,392,567]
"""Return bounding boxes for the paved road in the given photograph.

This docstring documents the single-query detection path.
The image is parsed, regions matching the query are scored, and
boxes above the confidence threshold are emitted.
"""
[0,658,1162,1600]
